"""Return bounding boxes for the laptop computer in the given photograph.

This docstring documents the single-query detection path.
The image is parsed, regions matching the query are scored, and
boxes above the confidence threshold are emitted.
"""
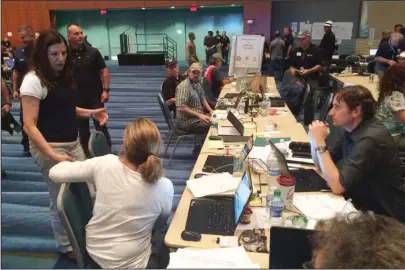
[218,111,251,143]
[268,140,330,192]
[270,227,314,269]
[185,170,253,235]
[202,135,254,174]
[216,91,243,110]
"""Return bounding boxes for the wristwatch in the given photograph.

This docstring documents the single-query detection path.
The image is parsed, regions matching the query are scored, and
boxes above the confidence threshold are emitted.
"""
[103,88,110,93]
[315,145,328,154]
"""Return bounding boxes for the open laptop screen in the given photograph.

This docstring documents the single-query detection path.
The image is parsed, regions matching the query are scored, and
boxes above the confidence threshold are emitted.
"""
[227,111,244,135]
[270,227,314,269]
[268,139,291,177]
[234,171,252,223]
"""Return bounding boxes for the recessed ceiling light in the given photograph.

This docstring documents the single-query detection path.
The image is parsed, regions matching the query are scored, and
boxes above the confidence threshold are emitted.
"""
[171,6,175,9]
[201,5,204,7]
[231,4,235,6]
[142,7,146,10]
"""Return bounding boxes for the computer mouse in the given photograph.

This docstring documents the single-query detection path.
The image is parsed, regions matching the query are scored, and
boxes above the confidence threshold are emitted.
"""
[209,135,222,141]
[194,173,207,179]
[181,230,201,242]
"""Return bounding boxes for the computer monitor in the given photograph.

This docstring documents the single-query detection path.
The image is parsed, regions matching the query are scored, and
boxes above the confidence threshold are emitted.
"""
[234,170,252,223]
[369,49,377,56]
[270,227,314,269]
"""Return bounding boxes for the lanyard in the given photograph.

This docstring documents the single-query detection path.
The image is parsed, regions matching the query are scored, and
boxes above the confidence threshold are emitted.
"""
[388,40,396,60]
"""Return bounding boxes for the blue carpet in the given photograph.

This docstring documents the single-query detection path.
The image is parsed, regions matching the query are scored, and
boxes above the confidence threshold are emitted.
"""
[1,61,201,268]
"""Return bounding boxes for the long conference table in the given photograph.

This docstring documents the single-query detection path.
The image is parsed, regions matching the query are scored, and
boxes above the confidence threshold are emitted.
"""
[164,76,343,268]
[330,74,379,100]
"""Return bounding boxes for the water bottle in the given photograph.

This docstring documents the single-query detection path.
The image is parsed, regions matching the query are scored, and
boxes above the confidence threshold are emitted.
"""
[270,189,284,226]
[233,151,245,173]
[266,151,281,187]
[266,186,277,219]
[211,113,218,136]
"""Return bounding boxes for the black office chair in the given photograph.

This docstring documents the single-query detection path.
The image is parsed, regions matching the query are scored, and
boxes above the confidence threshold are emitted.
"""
[157,94,204,165]
[57,182,100,269]
[318,93,334,122]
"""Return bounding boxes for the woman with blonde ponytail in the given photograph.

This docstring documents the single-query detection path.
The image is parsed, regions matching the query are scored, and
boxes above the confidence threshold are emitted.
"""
[49,118,174,268]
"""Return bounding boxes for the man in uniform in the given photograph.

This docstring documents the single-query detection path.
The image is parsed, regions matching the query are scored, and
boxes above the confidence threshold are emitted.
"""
[319,20,336,65]
[12,25,36,156]
[67,23,111,157]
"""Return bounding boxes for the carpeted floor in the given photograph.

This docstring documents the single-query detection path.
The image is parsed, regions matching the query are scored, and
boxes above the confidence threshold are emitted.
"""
[1,61,200,268]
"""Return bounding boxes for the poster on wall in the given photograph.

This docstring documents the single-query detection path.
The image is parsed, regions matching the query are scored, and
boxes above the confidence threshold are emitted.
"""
[234,35,263,69]
[311,22,353,41]
[299,22,312,33]
[291,22,298,34]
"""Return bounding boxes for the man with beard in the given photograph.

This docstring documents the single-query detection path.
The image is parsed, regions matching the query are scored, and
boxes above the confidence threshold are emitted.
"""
[175,62,212,134]
[67,24,111,157]
[12,25,36,156]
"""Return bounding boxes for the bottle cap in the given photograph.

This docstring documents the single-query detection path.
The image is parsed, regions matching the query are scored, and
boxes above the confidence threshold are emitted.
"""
[274,189,281,196]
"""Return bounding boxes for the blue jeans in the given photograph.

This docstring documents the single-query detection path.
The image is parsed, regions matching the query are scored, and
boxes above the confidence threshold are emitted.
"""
[30,140,87,253]
[270,59,283,82]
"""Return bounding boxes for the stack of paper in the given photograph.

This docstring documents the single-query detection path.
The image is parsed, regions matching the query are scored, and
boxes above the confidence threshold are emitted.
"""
[187,173,240,197]
[168,247,260,268]
[294,194,358,220]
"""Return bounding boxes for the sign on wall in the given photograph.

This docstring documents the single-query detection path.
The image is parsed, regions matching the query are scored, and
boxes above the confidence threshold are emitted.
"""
[311,22,353,41]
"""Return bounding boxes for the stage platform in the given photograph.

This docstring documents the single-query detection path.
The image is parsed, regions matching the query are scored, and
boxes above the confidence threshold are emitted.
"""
[117,52,166,66]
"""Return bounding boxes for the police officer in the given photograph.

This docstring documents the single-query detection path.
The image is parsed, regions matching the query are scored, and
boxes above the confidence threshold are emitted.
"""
[289,30,323,124]
[67,24,111,157]
[12,25,36,156]
[375,32,403,78]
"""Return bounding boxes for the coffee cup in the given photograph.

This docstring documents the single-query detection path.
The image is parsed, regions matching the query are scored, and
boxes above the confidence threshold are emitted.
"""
[277,176,296,210]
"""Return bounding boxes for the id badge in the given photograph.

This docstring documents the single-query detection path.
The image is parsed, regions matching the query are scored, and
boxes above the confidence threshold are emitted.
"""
[296,52,302,57]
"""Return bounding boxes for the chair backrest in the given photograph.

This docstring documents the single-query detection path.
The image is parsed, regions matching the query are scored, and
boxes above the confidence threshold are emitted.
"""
[318,93,334,122]
[345,55,361,65]
[281,69,294,89]
[157,93,174,131]
[299,84,312,115]
[57,182,94,268]
[201,77,215,101]
[88,131,111,158]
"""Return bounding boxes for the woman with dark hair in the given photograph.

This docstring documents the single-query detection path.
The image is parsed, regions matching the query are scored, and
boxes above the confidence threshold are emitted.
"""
[20,29,108,256]
[49,118,173,268]
[376,63,405,149]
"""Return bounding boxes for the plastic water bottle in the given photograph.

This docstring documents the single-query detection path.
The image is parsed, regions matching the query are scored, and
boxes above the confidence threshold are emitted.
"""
[233,151,246,173]
[266,151,281,187]
[266,186,278,219]
[270,189,284,226]
[211,113,218,136]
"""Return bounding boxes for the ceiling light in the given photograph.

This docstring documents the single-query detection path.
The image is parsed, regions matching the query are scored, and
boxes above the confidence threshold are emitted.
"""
[171,6,175,9]
[201,5,204,7]
[142,7,146,10]
[231,4,235,6]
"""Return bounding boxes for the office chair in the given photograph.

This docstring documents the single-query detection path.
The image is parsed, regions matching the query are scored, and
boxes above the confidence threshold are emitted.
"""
[318,93,334,122]
[57,182,100,269]
[88,131,111,158]
[157,94,204,165]
[345,55,361,67]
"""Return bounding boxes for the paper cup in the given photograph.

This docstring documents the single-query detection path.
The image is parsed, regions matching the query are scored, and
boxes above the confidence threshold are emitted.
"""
[277,176,296,210]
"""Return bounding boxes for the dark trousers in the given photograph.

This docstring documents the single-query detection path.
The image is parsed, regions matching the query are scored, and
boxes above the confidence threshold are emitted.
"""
[188,120,210,134]
[222,48,229,64]
[77,100,111,156]
[205,50,215,65]
[270,59,283,82]
[20,103,29,151]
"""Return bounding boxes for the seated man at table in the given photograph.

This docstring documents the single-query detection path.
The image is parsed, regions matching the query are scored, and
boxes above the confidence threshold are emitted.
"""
[175,62,213,134]
[308,85,405,222]
[204,53,233,99]
[161,59,185,118]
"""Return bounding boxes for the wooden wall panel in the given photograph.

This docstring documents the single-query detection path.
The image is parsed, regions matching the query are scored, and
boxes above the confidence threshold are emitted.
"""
[2,0,263,46]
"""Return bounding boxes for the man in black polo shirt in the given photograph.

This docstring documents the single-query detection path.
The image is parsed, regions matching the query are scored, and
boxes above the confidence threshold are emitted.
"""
[204,31,216,65]
[319,20,336,64]
[283,27,294,74]
[12,25,36,156]
[221,31,230,65]
[67,24,111,157]
[375,32,403,78]
[161,59,184,118]
[309,86,405,222]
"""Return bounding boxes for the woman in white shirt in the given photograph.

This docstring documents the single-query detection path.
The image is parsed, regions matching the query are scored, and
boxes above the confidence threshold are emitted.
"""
[49,118,174,268]
[20,29,108,257]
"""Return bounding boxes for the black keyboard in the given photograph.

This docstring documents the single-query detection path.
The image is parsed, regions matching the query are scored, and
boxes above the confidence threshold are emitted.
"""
[291,169,330,192]
[206,202,232,234]
[202,155,234,174]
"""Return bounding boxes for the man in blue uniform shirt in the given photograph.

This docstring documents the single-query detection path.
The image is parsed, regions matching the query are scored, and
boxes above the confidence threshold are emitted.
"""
[12,25,36,156]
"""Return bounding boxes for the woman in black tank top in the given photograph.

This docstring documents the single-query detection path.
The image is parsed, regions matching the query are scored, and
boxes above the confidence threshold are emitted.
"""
[19,29,108,258]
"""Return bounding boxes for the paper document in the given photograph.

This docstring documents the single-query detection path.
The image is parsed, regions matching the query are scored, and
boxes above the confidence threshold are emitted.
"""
[294,194,358,220]
[187,173,240,198]
[247,145,271,163]
[168,247,259,268]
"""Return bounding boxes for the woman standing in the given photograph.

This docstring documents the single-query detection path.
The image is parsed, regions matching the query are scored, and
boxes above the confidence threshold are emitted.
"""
[20,29,108,256]
[49,118,174,268]
[376,63,405,149]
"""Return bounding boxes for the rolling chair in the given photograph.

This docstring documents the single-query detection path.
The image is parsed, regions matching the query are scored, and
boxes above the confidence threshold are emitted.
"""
[88,131,111,158]
[318,93,334,122]
[57,182,100,269]
[157,94,204,165]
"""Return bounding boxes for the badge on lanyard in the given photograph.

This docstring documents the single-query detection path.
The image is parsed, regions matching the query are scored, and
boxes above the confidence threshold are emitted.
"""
[296,52,302,57]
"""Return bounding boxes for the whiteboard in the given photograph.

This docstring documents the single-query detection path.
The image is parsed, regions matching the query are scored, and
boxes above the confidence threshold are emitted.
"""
[311,22,353,40]
[228,35,265,76]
